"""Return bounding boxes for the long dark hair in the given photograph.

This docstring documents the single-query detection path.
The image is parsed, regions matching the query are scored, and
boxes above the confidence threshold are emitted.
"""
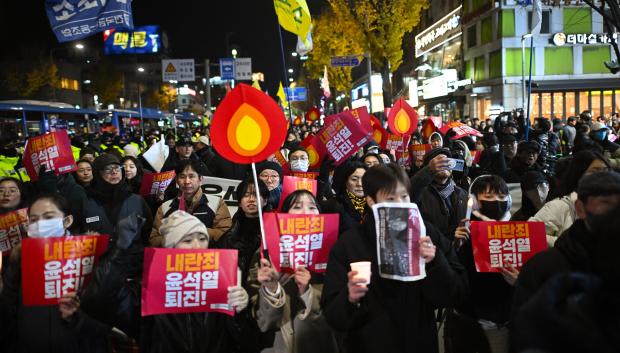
[561,150,610,197]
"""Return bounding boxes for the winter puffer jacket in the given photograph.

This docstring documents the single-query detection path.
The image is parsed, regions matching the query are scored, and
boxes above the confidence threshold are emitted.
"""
[528,192,577,247]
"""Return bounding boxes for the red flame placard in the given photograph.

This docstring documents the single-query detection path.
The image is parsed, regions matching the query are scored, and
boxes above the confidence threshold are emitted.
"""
[370,115,388,147]
[306,107,320,122]
[211,84,288,164]
[387,98,418,136]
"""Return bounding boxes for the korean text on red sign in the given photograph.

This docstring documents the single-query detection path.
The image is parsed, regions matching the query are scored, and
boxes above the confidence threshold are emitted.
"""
[23,130,77,182]
[410,144,431,164]
[471,221,547,272]
[264,213,339,273]
[140,170,176,197]
[318,113,369,165]
[141,248,238,316]
[21,235,110,306]
[0,208,28,254]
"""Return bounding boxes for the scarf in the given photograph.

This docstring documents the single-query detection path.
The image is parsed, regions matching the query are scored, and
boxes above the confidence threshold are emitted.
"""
[346,190,367,217]
[433,179,455,201]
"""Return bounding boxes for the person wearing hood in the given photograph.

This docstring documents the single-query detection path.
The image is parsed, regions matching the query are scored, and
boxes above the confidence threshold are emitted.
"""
[321,160,367,235]
[529,150,611,247]
[0,194,111,353]
[257,161,284,210]
[429,132,443,149]
[503,141,543,183]
[447,175,516,353]
[451,140,473,190]
[76,153,153,243]
[512,171,620,328]
[410,148,468,242]
[589,122,620,170]
[511,171,549,221]
[140,210,249,353]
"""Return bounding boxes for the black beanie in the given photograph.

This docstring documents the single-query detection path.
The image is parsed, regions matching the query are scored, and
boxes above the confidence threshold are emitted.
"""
[422,148,451,167]
[256,161,283,181]
[93,153,121,172]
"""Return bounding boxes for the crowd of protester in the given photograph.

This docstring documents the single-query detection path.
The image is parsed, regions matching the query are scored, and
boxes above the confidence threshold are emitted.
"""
[0,107,619,353]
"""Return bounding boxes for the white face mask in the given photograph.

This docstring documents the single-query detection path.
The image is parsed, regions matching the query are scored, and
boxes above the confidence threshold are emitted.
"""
[27,218,66,238]
[290,159,309,172]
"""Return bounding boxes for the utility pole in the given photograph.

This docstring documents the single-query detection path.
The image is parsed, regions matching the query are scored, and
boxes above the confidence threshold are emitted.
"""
[205,59,212,117]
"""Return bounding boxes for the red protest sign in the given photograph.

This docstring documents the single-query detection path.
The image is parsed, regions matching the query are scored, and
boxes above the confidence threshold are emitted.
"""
[21,235,110,306]
[139,170,176,197]
[395,147,411,167]
[278,176,317,210]
[23,130,77,182]
[299,135,326,170]
[471,221,547,273]
[421,119,437,142]
[383,134,410,151]
[387,98,418,136]
[350,106,373,135]
[141,248,238,317]
[439,121,483,139]
[427,116,443,129]
[211,84,287,164]
[289,171,319,180]
[0,208,28,254]
[317,113,369,165]
[264,213,339,273]
[410,144,431,165]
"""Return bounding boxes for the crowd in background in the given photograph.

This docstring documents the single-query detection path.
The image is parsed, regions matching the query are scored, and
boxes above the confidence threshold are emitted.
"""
[0,107,619,353]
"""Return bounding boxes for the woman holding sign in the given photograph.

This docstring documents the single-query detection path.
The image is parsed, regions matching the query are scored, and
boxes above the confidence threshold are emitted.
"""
[250,190,340,353]
[0,194,110,353]
[141,210,250,353]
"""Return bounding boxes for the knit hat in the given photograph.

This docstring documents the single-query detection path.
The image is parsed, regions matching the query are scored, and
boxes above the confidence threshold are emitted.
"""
[422,148,451,167]
[520,171,548,191]
[161,210,209,248]
[93,153,121,172]
[256,161,283,181]
[500,134,517,144]
[123,144,139,158]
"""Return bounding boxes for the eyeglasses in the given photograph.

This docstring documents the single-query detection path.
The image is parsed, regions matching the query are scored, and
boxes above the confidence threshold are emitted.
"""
[0,187,19,195]
[260,173,280,180]
[102,165,123,174]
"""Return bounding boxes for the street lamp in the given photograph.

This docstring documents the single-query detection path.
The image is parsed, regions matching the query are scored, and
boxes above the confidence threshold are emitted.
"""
[231,48,238,58]
[49,43,85,101]
[137,66,145,72]
[288,68,294,73]
[291,52,298,57]
[136,67,144,135]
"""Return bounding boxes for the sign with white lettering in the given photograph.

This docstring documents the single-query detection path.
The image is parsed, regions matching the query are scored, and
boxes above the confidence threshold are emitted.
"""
[415,6,462,58]
[552,32,619,46]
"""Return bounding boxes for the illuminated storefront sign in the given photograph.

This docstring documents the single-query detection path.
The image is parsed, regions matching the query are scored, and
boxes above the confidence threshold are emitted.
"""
[103,25,161,55]
[552,32,618,46]
[415,6,462,57]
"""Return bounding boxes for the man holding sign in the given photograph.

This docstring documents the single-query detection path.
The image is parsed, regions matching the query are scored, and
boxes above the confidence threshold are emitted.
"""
[322,164,467,353]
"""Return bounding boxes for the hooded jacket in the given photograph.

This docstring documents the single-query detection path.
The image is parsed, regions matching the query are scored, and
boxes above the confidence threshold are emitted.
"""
[321,215,468,353]
[528,192,577,247]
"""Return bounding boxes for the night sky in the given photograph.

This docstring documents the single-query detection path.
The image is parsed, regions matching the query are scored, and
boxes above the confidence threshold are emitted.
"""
[0,0,328,96]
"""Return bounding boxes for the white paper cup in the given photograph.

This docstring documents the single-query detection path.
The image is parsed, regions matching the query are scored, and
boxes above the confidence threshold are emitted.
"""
[350,261,371,285]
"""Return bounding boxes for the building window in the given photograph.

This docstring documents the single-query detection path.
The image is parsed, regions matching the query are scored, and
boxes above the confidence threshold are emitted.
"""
[603,90,613,117]
[552,92,564,119]
[58,77,79,91]
[528,10,550,34]
[565,92,576,117]
[579,91,589,113]
[467,25,477,48]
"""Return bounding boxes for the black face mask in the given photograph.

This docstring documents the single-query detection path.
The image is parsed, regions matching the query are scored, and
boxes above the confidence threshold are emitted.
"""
[586,206,618,235]
[479,200,509,220]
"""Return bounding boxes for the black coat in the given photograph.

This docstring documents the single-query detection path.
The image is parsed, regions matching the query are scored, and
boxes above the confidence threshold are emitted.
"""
[410,167,468,240]
[321,216,468,353]
[320,194,366,235]
[207,152,249,180]
[512,219,595,317]
[0,248,111,353]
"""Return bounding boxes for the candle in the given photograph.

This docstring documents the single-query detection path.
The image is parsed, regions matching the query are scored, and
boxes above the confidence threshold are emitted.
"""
[465,197,474,220]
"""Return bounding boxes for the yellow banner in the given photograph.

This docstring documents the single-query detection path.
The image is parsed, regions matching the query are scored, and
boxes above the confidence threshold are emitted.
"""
[273,0,311,40]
